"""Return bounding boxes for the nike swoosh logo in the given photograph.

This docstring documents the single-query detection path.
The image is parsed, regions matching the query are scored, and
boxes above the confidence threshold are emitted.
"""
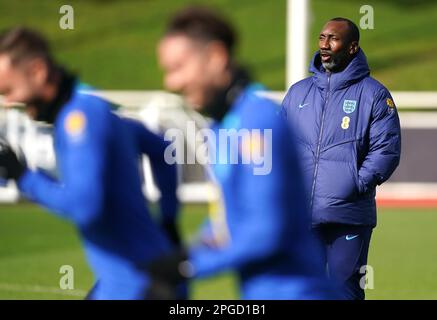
[298,103,309,109]
[345,235,359,241]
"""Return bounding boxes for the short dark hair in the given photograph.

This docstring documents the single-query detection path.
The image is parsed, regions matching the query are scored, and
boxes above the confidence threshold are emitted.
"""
[0,27,54,66]
[329,17,360,43]
[164,6,237,54]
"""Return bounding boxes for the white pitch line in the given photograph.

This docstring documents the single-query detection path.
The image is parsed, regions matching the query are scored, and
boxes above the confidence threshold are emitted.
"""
[0,283,86,297]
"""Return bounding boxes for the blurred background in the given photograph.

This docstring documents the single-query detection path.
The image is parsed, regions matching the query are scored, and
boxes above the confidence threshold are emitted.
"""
[0,0,436,299]
[1,0,436,90]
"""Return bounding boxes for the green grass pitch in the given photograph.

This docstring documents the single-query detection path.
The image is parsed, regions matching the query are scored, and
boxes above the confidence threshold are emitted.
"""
[0,202,436,299]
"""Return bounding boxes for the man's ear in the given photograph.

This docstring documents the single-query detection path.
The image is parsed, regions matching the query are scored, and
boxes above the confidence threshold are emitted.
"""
[27,58,49,86]
[349,41,359,55]
[206,41,230,75]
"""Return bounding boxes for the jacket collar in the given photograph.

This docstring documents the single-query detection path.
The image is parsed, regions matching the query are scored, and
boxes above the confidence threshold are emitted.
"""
[309,48,370,91]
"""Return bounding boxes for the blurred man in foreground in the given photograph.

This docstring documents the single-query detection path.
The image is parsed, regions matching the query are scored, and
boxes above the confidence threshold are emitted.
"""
[0,27,181,299]
[281,18,401,299]
[151,6,334,299]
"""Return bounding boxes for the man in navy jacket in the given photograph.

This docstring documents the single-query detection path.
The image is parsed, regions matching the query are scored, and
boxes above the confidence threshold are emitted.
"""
[281,17,401,299]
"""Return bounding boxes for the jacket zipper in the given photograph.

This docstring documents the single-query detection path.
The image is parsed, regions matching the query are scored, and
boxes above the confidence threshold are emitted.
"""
[310,73,331,210]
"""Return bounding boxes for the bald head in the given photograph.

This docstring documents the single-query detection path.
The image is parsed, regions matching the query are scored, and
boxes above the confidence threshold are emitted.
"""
[330,17,360,43]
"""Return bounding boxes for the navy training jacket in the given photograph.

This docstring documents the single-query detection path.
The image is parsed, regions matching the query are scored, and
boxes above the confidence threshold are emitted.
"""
[281,49,401,227]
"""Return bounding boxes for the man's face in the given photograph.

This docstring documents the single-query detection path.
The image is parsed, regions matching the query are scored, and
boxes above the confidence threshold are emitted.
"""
[157,34,226,110]
[0,54,46,118]
[318,21,356,72]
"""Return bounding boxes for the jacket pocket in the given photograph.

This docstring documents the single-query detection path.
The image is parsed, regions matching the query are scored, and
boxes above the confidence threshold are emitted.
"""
[316,159,359,202]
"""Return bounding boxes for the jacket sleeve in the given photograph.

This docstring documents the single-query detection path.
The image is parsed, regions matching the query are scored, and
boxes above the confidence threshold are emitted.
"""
[17,108,109,228]
[125,118,179,224]
[280,87,293,120]
[189,104,303,278]
[358,88,401,194]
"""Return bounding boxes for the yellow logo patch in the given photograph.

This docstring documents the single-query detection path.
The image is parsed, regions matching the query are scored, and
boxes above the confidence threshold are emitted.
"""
[341,116,350,130]
[386,98,395,108]
[65,110,86,137]
[240,131,264,162]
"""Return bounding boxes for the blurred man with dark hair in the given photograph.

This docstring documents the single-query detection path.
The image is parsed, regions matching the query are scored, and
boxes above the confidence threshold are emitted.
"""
[281,18,401,299]
[0,27,182,299]
[150,6,334,299]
